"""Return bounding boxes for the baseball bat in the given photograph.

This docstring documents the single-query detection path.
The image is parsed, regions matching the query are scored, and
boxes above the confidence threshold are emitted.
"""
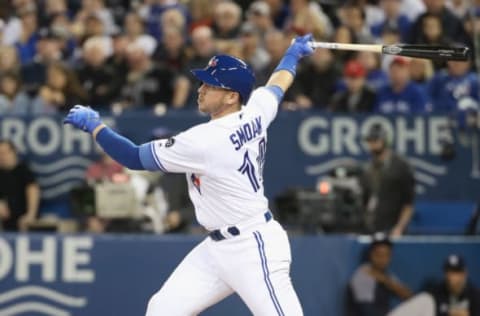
[308,42,470,61]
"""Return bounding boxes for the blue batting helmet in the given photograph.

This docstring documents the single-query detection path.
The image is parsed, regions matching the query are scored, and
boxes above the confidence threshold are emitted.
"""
[191,55,255,103]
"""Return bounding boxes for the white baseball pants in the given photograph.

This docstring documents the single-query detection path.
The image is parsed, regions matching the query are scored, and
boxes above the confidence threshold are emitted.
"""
[145,220,303,315]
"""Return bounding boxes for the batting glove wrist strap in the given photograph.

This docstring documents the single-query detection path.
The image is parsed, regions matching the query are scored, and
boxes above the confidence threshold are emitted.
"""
[274,53,299,76]
[63,105,102,133]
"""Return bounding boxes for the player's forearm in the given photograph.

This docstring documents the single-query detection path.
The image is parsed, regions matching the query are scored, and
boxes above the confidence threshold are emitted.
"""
[93,125,145,170]
[266,70,294,93]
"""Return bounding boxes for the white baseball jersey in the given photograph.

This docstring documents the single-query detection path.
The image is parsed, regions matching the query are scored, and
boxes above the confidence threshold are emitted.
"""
[141,87,278,230]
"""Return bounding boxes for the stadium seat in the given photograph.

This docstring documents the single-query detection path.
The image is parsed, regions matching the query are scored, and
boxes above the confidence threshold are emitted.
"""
[407,200,478,235]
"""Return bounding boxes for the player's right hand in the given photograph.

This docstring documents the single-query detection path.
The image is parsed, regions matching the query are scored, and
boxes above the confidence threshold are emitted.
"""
[286,34,314,59]
[63,105,102,133]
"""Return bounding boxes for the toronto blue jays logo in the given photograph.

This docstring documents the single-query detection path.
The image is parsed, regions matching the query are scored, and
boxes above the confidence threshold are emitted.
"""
[208,57,218,68]
[191,173,201,194]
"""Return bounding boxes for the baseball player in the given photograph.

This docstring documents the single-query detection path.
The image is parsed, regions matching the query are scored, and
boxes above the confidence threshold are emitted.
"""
[64,34,314,315]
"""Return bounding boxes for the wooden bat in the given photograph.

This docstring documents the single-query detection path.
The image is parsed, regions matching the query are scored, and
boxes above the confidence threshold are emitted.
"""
[308,42,470,61]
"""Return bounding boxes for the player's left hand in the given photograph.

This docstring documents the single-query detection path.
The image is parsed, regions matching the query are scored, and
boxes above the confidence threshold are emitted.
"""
[63,105,102,133]
[286,33,314,59]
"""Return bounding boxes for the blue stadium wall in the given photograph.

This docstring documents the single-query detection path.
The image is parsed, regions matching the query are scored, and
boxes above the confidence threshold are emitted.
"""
[0,234,479,315]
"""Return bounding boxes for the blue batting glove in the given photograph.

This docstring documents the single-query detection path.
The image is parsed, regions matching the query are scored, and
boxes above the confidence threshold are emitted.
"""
[63,105,102,133]
[274,33,314,75]
[285,34,315,59]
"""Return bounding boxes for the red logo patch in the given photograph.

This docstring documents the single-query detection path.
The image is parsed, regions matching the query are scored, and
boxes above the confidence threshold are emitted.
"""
[208,57,218,68]
[191,174,201,194]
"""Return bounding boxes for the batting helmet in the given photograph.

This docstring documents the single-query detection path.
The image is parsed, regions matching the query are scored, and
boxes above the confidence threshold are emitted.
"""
[191,55,255,103]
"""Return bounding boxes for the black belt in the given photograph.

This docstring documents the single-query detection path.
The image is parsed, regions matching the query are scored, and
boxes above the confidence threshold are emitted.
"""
[209,211,273,241]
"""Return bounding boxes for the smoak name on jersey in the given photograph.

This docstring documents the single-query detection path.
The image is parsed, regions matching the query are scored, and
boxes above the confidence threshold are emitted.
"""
[229,116,263,150]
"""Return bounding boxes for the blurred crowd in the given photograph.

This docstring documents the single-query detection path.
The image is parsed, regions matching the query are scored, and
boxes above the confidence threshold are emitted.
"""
[1,0,480,233]
[0,0,479,115]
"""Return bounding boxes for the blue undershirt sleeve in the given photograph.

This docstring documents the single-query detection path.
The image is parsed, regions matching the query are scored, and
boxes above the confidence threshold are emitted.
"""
[265,85,285,102]
[95,127,145,170]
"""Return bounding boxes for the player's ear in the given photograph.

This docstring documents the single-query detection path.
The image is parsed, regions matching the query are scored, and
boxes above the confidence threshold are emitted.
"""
[225,91,241,106]
[232,91,242,106]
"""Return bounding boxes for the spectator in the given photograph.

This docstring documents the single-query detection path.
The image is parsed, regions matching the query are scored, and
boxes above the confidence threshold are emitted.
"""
[124,12,146,42]
[20,28,63,96]
[120,36,189,109]
[375,57,430,114]
[0,45,21,75]
[361,123,415,236]
[428,59,479,112]
[388,254,480,316]
[239,22,270,72]
[184,26,217,102]
[1,3,22,46]
[288,0,333,39]
[106,32,129,84]
[347,233,413,316]
[0,140,40,232]
[31,62,88,113]
[380,26,402,45]
[371,0,411,42]
[338,3,374,43]
[246,1,275,42]
[409,58,434,92]
[14,4,40,64]
[264,0,290,29]
[186,26,217,70]
[76,36,119,108]
[330,60,376,113]
[356,51,388,91]
[428,254,480,316]
[332,26,358,63]
[212,1,242,39]
[140,0,187,41]
[256,29,288,85]
[287,48,340,110]
[415,13,450,70]
[160,7,187,36]
[74,0,117,35]
[80,13,108,42]
[0,72,30,114]
[39,0,69,28]
[49,13,77,60]
[409,0,466,44]
[188,0,214,32]
[154,26,188,72]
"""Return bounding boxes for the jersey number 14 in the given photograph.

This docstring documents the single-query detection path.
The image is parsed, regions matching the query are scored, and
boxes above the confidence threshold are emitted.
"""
[238,137,266,192]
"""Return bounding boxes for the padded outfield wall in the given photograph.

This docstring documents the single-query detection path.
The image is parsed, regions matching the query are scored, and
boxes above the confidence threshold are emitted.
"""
[0,234,479,315]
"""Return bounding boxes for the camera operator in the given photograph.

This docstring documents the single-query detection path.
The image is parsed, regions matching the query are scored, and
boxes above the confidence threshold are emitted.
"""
[361,123,415,237]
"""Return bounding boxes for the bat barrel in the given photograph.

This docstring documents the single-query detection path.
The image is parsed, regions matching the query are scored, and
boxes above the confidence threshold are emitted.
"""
[383,44,470,61]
